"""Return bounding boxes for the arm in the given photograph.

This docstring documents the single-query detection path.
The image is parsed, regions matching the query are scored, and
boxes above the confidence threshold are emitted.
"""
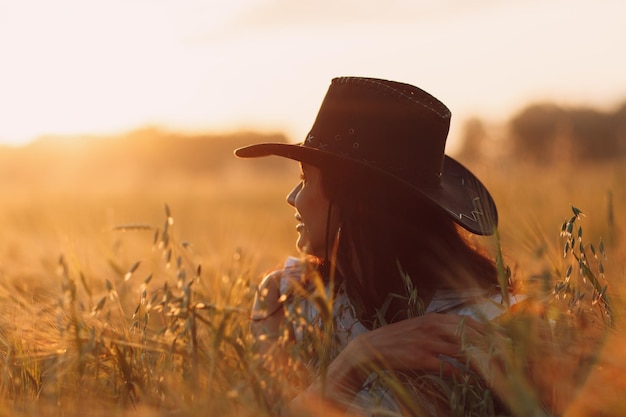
[285,313,489,414]
[251,271,492,415]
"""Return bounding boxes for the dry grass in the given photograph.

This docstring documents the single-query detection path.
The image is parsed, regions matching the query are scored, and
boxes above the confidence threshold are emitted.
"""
[0,134,625,416]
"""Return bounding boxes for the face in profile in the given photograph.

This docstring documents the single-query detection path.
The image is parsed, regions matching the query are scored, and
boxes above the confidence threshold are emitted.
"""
[286,163,333,258]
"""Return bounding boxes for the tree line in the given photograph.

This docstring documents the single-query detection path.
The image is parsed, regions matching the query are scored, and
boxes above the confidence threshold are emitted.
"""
[457,100,626,164]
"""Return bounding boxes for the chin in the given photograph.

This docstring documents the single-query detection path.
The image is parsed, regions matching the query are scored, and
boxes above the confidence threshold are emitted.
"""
[295,233,309,253]
[304,246,325,259]
[296,240,320,258]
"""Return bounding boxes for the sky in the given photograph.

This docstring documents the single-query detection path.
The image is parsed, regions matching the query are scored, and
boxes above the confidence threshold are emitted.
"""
[1,0,625,149]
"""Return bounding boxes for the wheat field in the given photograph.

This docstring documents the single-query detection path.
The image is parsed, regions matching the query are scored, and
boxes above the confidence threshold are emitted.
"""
[0,132,625,416]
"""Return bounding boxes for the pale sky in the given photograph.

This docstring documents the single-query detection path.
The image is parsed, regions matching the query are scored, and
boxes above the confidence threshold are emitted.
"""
[1,0,625,149]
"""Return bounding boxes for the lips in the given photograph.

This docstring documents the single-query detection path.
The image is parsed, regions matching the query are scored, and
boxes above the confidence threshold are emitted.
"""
[295,213,304,232]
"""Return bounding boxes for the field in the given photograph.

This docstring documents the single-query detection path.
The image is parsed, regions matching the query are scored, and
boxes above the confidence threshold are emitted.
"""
[0,131,625,416]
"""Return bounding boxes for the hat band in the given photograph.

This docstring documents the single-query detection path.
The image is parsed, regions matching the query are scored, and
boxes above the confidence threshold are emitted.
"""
[302,138,442,189]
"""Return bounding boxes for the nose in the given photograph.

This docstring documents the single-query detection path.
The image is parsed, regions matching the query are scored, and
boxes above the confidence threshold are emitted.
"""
[287,182,302,207]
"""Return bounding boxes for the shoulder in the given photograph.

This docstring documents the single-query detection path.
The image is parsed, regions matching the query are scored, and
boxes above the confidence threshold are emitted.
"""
[257,270,284,303]
[257,256,305,297]
[251,257,306,320]
[251,270,284,320]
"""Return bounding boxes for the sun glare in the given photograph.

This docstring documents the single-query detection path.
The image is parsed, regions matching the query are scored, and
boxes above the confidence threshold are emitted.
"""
[2,1,165,145]
[1,0,625,147]
[1,1,212,145]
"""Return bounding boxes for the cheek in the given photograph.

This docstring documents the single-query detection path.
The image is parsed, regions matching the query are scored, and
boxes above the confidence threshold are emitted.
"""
[295,191,314,217]
[296,196,329,247]
[298,194,324,224]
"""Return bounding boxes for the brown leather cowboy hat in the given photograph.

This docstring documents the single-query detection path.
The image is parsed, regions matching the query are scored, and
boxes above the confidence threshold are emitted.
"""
[235,77,498,235]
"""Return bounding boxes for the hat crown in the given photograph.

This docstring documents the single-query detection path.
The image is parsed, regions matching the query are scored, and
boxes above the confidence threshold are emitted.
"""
[305,77,451,186]
[233,76,498,235]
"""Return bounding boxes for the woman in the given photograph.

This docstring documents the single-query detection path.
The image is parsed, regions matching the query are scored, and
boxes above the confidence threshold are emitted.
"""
[236,77,510,415]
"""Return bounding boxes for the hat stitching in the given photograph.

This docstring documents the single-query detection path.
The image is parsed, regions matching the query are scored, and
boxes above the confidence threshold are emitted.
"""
[334,77,451,119]
[443,202,483,224]
[235,77,498,235]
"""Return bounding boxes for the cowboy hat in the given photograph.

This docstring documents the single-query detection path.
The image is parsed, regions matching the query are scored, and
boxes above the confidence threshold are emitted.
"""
[235,77,498,235]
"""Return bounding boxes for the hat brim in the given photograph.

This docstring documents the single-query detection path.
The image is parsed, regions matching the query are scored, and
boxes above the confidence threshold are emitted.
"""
[235,142,497,235]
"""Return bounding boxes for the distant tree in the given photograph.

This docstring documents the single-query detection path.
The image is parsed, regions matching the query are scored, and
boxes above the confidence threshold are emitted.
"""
[456,117,487,162]
[610,102,626,155]
[509,103,564,164]
[507,101,626,164]
[568,108,616,161]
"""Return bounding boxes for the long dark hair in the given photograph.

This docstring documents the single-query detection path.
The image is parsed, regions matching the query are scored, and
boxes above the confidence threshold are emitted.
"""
[319,164,498,328]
